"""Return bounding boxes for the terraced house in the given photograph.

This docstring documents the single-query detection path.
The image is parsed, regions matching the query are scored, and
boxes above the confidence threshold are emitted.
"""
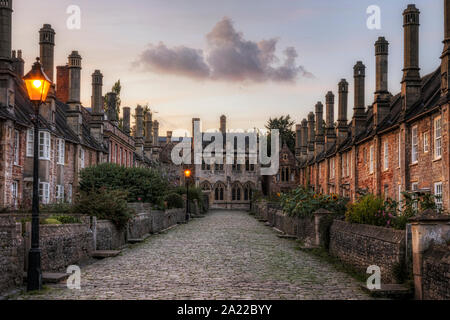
[297,3,450,211]
[0,0,171,209]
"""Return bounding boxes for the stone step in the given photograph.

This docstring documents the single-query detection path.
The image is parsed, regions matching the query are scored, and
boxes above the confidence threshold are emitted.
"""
[91,250,121,259]
[272,227,284,234]
[127,238,145,244]
[277,234,297,240]
[360,283,414,299]
[23,272,70,284]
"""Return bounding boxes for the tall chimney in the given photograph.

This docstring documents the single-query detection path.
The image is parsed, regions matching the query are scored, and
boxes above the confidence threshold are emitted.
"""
[143,112,153,158]
[11,50,24,77]
[39,24,55,82]
[352,61,366,138]
[301,119,308,158]
[68,51,82,104]
[220,115,227,134]
[442,0,450,97]
[0,0,14,111]
[307,112,315,156]
[66,51,83,137]
[325,91,336,149]
[401,4,421,110]
[153,120,159,147]
[167,131,173,143]
[373,37,391,127]
[91,70,103,115]
[315,102,325,155]
[295,124,302,157]
[337,79,349,144]
[122,107,131,134]
[0,0,12,62]
[134,105,144,156]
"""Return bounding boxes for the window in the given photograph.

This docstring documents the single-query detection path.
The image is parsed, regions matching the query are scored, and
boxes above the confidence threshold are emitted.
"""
[384,141,389,171]
[56,185,64,203]
[13,130,19,165]
[39,182,50,204]
[346,153,350,177]
[26,129,34,157]
[11,181,18,208]
[423,132,429,153]
[39,131,50,160]
[56,139,65,165]
[434,117,442,159]
[80,148,85,169]
[398,133,401,167]
[398,185,402,212]
[411,126,418,163]
[369,145,374,174]
[67,184,73,204]
[434,182,443,210]
[215,186,224,201]
[330,158,335,179]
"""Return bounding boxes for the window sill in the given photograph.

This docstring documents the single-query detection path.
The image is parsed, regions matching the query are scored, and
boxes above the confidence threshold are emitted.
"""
[410,162,418,167]
[433,157,442,162]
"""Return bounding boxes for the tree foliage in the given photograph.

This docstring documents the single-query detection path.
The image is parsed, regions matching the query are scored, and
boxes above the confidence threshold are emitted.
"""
[265,115,296,155]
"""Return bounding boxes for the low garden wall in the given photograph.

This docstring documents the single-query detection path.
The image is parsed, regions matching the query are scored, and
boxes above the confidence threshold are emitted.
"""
[96,220,127,251]
[422,244,450,300]
[329,220,406,283]
[40,223,94,272]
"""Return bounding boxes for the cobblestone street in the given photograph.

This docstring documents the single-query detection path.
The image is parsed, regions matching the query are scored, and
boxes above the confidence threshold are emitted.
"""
[17,210,370,300]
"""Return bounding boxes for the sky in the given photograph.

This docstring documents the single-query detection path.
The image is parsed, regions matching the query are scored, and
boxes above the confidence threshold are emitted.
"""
[11,0,444,136]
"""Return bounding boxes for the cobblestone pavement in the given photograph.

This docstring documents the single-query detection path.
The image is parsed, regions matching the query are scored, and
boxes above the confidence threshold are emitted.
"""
[17,210,370,300]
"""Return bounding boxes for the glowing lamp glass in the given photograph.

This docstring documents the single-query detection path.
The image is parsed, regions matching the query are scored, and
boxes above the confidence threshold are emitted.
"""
[23,58,52,103]
[184,170,191,178]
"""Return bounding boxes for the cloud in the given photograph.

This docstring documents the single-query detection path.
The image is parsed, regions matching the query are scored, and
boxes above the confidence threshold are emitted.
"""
[134,17,313,83]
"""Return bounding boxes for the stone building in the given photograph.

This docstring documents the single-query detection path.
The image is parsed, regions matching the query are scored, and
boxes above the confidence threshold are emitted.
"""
[298,2,450,212]
[193,115,262,209]
[266,143,299,195]
[0,1,173,209]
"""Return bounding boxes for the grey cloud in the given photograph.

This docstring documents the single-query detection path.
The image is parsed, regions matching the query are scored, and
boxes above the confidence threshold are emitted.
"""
[135,17,313,83]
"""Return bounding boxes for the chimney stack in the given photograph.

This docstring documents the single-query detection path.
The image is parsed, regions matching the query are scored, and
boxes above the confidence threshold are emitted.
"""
[373,37,391,127]
[337,79,349,144]
[401,4,421,110]
[66,51,83,137]
[122,107,131,134]
[153,120,159,147]
[295,124,302,157]
[307,112,315,156]
[220,115,227,134]
[167,131,173,143]
[91,70,103,115]
[315,102,325,155]
[352,62,367,137]
[134,105,144,155]
[442,0,450,97]
[39,24,55,82]
[325,91,336,149]
[301,119,308,158]
[143,112,153,158]
[68,51,82,104]
[106,92,118,126]
[11,50,24,77]
[0,0,12,62]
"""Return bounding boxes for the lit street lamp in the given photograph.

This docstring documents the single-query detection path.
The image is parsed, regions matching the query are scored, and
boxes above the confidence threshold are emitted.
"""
[184,169,191,221]
[23,58,52,291]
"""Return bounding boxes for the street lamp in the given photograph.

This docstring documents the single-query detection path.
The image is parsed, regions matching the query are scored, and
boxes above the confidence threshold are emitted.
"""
[184,169,191,221]
[23,58,52,291]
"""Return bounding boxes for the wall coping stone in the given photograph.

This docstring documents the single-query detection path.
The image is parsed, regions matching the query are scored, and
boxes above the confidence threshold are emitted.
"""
[332,220,405,244]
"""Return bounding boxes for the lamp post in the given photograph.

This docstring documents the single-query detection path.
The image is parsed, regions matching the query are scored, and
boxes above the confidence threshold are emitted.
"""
[184,169,191,221]
[23,58,52,291]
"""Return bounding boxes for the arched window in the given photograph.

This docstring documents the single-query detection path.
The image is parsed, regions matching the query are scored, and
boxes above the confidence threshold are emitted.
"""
[237,188,241,201]
[214,183,225,201]
[215,188,219,201]
[232,188,236,201]
[220,187,224,200]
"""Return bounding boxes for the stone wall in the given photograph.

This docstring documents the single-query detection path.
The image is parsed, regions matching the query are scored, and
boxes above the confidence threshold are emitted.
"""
[0,217,24,295]
[96,220,127,251]
[422,244,450,300]
[40,223,93,272]
[329,220,406,283]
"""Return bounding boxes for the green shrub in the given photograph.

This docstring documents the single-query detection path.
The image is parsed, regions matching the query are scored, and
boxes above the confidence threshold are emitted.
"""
[280,187,348,218]
[172,185,205,213]
[74,188,133,229]
[79,163,170,203]
[49,215,81,224]
[164,193,184,209]
[40,203,74,214]
[345,194,389,226]
[41,218,62,225]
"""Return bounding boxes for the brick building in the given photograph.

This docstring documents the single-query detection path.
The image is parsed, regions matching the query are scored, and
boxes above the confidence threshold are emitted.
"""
[0,0,175,209]
[297,2,450,212]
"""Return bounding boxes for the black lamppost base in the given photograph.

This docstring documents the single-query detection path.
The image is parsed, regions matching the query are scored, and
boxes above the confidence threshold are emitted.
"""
[27,248,42,291]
